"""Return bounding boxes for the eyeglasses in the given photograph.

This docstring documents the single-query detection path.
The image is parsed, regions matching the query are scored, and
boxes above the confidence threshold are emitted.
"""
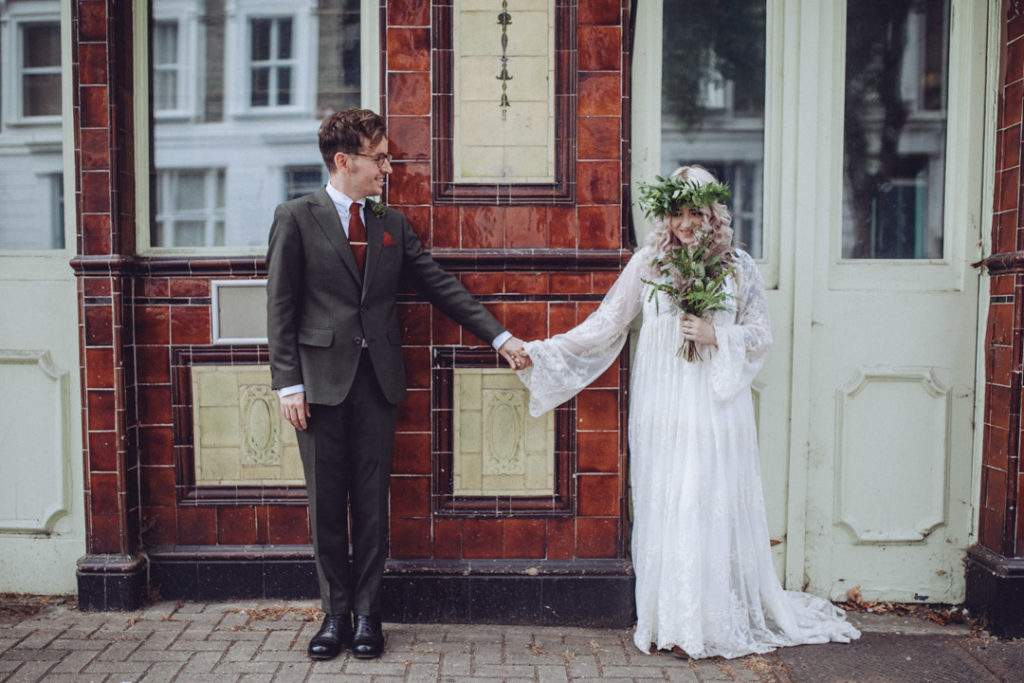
[350,152,393,168]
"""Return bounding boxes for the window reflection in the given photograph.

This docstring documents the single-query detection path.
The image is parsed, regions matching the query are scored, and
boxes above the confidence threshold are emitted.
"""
[0,2,65,250]
[150,0,361,248]
[842,0,949,259]
[660,0,766,258]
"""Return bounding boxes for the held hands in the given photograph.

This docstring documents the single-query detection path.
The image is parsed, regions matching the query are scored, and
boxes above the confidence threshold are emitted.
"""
[499,336,532,370]
[680,314,717,347]
[280,391,311,431]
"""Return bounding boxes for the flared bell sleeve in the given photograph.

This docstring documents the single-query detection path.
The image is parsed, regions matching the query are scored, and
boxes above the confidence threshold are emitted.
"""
[709,249,772,402]
[516,248,648,417]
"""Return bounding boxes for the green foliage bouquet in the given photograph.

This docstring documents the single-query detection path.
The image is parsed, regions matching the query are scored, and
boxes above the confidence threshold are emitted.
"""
[643,232,736,363]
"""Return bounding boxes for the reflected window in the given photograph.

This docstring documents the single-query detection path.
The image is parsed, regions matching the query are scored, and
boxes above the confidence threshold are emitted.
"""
[285,166,326,200]
[155,169,226,247]
[250,17,294,107]
[0,6,65,250]
[22,22,61,118]
[841,0,949,259]
[153,20,183,113]
[149,0,363,249]
[660,0,766,258]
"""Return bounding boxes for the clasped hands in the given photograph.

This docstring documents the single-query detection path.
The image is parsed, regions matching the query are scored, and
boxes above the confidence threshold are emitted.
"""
[498,336,532,371]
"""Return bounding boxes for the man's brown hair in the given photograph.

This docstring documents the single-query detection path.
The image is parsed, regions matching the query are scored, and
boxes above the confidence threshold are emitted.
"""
[318,109,387,172]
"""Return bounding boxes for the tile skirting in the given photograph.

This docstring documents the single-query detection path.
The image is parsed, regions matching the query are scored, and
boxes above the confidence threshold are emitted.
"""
[965,544,1024,638]
[143,546,634,626]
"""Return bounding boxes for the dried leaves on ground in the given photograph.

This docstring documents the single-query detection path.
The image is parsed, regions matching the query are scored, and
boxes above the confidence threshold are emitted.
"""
[839,585,969,627]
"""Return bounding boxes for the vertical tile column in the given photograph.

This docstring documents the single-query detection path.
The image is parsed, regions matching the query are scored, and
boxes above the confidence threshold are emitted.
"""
[377,0,635,626]
[966,1,1024,638]
[70,0,146,610]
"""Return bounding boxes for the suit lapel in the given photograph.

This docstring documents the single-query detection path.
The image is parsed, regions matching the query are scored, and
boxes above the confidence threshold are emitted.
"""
[307,189,362,286]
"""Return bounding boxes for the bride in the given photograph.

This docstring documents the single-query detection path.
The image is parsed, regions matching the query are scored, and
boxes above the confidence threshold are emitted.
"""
[515,166,860,658]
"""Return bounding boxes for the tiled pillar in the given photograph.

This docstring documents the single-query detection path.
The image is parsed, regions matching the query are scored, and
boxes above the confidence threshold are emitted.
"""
[966,1,1024,638]
[70,0,146,610]
[373,0,635,625]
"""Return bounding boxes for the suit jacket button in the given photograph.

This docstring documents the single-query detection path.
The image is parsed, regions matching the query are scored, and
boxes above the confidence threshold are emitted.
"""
[353,336,363,345]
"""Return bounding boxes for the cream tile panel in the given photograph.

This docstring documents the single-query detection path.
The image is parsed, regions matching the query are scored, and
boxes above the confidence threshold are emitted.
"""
[197,370,241,406]
[457,11,502,56]
[460,56,512,101]
[282,445,304,479]
[198,406,241,447]
[505,57,552,100]
[453,368,554,497]
[200,447,243,481]
[504,146,551,180]
[192,364,303,487]
[460,408,483,454]
[504,12,552,56]
[453,0,555,185]
[459,146,507,179]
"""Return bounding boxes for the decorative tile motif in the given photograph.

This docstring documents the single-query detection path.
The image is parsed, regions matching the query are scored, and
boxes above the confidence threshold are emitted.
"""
[452,368,554,496]
[239,384,281,466]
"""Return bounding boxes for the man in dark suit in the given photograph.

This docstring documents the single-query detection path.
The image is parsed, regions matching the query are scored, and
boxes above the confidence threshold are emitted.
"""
[266,109,526,661]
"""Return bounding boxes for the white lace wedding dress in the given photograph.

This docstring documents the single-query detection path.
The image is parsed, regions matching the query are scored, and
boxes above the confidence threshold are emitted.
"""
[517,245,860,658]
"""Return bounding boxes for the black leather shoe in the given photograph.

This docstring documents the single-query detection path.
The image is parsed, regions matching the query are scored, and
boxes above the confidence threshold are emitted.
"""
[308,614,352,660]
[351,614,385,659]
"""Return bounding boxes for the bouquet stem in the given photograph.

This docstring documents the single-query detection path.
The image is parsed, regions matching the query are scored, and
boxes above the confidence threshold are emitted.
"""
[678,339,702,362]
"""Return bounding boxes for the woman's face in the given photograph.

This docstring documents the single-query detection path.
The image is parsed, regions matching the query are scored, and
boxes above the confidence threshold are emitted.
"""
[668,206,702,244]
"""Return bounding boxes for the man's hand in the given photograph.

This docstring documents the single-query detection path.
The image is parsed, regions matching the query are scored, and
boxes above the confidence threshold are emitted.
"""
[499,336,532,370]
[280,392,311,430]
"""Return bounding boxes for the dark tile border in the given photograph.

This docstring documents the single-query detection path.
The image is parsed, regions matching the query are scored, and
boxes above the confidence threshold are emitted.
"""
[76,554,148,611]
[965,544,1024,638]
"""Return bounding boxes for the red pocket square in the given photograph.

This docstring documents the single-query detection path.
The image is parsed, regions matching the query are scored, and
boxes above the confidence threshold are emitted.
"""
[382,232,396,246]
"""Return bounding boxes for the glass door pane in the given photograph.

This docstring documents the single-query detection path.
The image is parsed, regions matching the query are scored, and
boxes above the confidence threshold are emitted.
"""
[841,0,950,259]
[660,0,767,258]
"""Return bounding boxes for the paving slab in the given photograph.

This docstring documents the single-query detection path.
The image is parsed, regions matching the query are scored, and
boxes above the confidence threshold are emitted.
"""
[1,596,1022,682]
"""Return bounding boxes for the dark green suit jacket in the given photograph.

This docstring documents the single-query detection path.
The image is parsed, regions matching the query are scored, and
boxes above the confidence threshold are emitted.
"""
[266,188,504,405]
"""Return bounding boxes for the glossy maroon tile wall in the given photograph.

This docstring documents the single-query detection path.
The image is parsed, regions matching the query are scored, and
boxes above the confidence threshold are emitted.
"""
[73,0,634,575]
[979,5,1024,558]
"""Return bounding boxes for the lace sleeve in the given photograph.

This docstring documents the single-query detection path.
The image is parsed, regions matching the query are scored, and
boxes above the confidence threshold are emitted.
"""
[709,249,772,402]
[516,249,648,417]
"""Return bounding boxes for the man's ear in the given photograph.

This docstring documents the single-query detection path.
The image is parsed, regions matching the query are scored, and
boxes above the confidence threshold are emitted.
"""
[333,151,348,172]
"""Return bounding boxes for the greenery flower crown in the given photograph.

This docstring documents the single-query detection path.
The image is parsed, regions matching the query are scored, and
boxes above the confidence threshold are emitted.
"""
[636,175,732,220]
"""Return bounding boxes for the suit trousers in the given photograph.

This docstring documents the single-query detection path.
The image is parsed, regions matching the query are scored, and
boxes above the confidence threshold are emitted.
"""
[296,349,397,616]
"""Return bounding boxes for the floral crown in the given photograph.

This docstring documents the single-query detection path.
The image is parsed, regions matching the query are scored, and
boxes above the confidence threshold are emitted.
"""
[636,175,732,220]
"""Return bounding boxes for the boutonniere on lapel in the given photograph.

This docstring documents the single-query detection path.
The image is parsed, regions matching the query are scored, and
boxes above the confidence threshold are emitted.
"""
[367,198,388,219]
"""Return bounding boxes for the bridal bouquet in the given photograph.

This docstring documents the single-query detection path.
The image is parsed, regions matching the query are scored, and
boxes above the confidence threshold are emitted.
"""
[644,234,735,361]
[637,175,735,361]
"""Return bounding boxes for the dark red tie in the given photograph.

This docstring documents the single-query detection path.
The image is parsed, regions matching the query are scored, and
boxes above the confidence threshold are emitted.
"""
[348,202,366,274]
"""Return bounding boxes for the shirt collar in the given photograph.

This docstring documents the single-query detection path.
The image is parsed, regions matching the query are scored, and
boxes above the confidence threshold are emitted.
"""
[325,182,362,214]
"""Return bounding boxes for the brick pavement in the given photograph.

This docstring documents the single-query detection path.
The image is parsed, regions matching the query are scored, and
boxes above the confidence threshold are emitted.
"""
[1,596,1020,682]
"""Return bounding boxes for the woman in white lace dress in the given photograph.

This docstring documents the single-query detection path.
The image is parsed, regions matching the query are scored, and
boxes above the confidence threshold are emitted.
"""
[516,166,859,659]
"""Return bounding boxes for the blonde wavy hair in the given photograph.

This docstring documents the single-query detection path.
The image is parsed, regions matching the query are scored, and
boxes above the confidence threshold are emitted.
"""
[643,165,734,258]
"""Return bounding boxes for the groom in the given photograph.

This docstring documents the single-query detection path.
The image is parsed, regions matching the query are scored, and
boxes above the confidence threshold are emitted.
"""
[266,108,526,660]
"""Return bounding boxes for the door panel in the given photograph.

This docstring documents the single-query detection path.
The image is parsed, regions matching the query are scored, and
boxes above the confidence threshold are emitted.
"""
[0,1,84,594]
[799,0,986,603]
